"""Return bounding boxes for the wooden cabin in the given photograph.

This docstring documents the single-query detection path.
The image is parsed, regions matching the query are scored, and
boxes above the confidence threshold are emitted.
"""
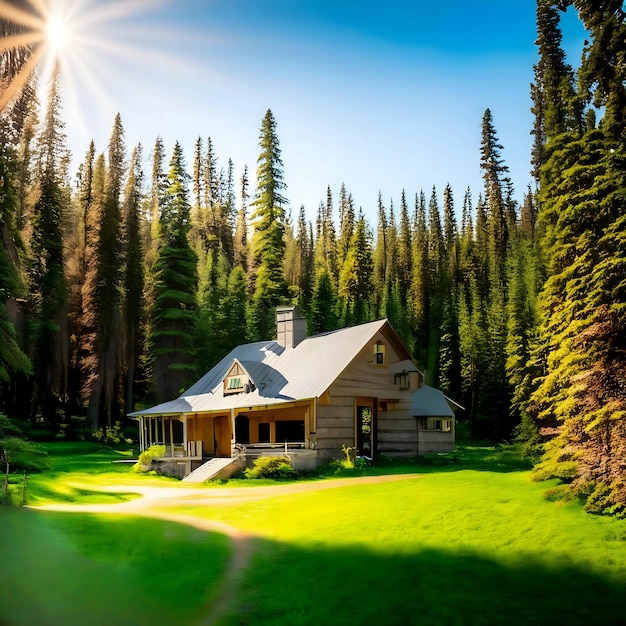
[129,306,460,479]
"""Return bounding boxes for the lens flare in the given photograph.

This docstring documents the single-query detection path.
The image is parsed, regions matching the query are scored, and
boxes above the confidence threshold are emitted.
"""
[46,15,67,52]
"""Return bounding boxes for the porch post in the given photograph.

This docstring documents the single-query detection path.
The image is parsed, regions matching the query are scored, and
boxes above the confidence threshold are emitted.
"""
[182,414,187,456]
[230,408,236,457]
[169,418,174,455]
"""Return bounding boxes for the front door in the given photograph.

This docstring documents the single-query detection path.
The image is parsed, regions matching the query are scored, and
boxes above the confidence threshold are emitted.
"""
[235,414,250,444]
[356,401,376,459]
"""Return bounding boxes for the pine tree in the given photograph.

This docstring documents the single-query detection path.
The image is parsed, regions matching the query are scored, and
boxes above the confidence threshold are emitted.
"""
[308,268,339,335]
[149,141,198,401]
[338,211,373,325]
[64,140,94,419]
[94,113,125,427]
[426,187,444,383]
[150,137,166,235]
[385,200,398,296]
[531,127,626,513]
[233,164,249,272]
[372,194,388,318]
[480,109,510,284]
[409,191,429,370]
[0,0,39,115]
[121,144,144,414]
[296,205,314,311]
[575,0,626,143]
[0,128,31,396]
[28,70,69,423]
[220,265,249,352]
[457,276,488,437]
[337,183,355,268]
[530,0,581,180]
[459,188,476,280]
[438,296,461,400]
[79,152,105,428]
[249,109,289,340]
[523,4,626,513]
[396,190,412,302]
[223,157,236,261]
[505,235,540,440]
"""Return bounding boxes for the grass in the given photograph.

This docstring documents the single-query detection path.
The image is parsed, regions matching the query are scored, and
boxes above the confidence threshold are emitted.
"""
[174,470,626,624]
[2,442,626,625]
[0,508,231,626]
[21,441,192,505]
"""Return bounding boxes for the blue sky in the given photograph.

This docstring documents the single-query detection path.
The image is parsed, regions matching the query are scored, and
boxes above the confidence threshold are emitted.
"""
[54,0,587,224]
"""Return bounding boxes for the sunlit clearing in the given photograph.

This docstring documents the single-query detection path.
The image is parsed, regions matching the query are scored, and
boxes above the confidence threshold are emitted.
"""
[46,16,68,53]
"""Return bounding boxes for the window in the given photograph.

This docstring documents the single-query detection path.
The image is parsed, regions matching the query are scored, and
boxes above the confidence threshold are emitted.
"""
[394,370,410,389]
[372,342,385,365]
[224,375,246,394]
[275,420,305,443]
[258,422,270,443]
[427,418,452,432]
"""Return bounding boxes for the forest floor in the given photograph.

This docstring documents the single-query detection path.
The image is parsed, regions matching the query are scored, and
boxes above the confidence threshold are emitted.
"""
[34,473,420,625]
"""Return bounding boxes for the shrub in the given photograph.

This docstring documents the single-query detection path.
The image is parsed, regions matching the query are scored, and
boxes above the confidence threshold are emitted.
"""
[582,481,626,518]
[132,445,166,473]
[245,455,295,479]
[543,485,574,503]
[93,421,132,446]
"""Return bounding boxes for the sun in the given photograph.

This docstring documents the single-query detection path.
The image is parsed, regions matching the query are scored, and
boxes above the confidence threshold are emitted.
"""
[46,15,68,53]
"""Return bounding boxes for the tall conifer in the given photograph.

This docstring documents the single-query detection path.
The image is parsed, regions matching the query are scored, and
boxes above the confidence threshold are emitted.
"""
[249,109,289,340]
[29,71,68,423]
[149,141,197,401]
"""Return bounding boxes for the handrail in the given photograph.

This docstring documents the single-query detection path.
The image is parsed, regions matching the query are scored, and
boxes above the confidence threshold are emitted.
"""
[244,441,306,449]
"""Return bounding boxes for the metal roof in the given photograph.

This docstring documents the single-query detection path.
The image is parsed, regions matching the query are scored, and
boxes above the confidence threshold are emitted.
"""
[130,319,395,417]
[410,384,457,417]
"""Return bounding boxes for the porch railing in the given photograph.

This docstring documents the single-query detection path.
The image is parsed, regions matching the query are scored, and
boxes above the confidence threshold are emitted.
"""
[151,440,203,458]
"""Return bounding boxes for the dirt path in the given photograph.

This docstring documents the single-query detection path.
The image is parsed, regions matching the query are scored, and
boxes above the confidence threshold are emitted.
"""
[34,473,420,625]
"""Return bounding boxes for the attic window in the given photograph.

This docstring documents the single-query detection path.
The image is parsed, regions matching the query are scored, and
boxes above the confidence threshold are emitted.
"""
[373,342,385,365]
[224,376,245,394]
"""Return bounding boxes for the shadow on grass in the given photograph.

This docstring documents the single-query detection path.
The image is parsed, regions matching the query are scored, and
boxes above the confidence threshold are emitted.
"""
[2,507,625,626]
[236,536,626,626]
[0,507,230,626]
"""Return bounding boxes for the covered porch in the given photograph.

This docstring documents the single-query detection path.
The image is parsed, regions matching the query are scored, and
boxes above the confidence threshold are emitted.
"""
[230,400,318,471]
[137,399,319,473]
[137,412,232,461]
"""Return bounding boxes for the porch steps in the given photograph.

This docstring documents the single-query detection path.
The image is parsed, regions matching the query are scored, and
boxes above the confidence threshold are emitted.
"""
[182,457,239,483]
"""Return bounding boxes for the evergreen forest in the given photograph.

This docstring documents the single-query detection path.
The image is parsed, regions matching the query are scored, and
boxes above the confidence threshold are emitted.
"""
[1,1,625,515]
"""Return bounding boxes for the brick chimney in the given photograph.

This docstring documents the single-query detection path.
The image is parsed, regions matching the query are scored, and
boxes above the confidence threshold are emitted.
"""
[276,305,307,348]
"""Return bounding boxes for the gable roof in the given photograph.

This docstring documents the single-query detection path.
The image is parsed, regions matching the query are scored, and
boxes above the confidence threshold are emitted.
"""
[130,318,409,417]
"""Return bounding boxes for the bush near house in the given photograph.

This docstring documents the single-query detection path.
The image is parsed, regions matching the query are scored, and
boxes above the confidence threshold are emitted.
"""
[133,445,167,473]
[245,455,295,479]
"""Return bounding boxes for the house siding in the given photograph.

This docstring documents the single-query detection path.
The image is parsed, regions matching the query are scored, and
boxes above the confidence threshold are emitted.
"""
[316,401,355,462]
[314,329,455,462]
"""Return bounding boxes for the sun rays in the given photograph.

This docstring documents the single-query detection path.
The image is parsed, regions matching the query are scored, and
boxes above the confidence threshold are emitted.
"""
[0,0,181,133]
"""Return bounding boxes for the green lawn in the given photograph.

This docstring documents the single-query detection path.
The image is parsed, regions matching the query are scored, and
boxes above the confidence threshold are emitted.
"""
[176,470,626,625]
[2,442,626,625]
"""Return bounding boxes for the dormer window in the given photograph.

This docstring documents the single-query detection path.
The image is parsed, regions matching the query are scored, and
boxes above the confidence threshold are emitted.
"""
[223,360,253,395]
[373,342,385,365]
[226,376,244,392]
